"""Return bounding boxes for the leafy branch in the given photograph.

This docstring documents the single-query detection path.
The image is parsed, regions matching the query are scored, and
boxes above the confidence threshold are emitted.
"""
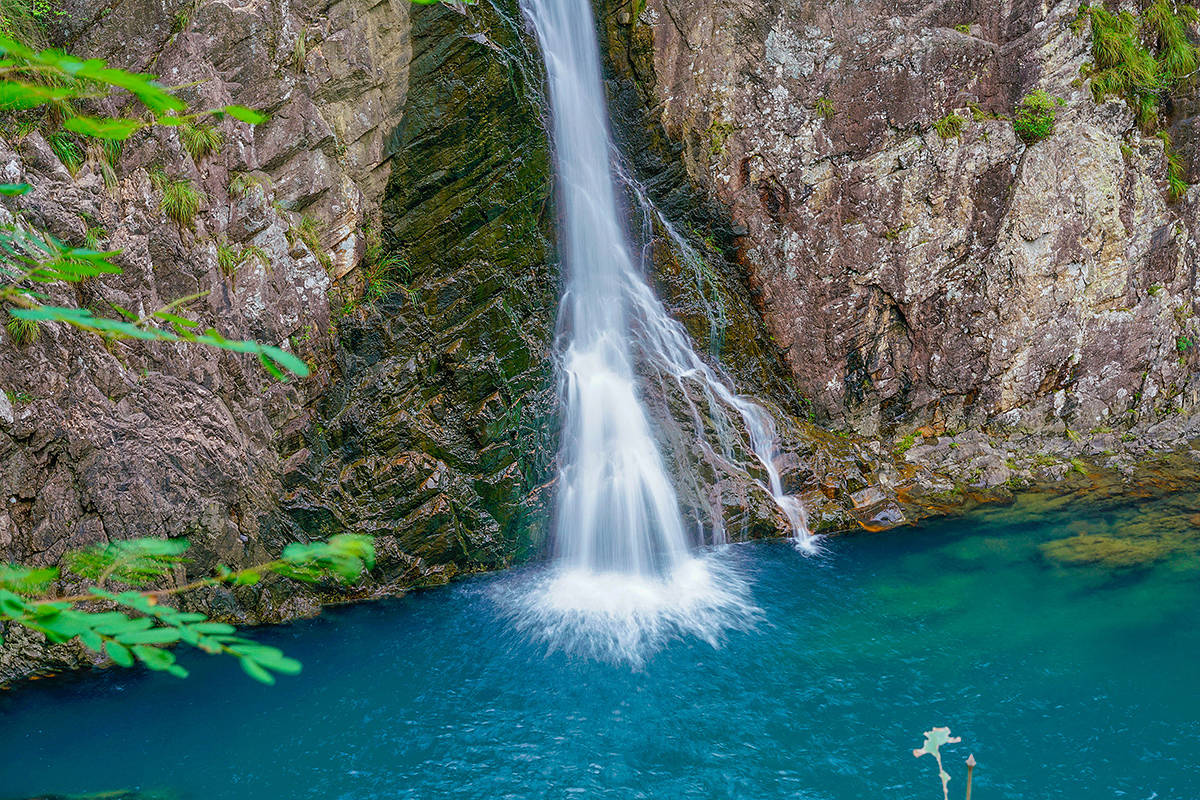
[0,535,375,684]
[0,35,265,136]
[0,34,307,380]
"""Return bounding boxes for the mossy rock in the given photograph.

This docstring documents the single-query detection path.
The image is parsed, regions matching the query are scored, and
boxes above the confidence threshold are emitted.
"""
[281,0,558,578]
[1040,533,1176,568]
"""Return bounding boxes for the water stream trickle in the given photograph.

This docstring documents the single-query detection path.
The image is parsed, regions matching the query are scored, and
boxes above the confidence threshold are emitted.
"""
[515,0,811,660]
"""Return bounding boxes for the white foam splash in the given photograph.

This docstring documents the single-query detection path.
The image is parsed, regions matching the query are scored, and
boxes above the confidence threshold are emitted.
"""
[500,554,762,666]
[516,0,813,663]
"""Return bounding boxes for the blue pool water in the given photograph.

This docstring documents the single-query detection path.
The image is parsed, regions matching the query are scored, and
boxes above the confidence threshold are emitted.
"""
[2,493,1198,799]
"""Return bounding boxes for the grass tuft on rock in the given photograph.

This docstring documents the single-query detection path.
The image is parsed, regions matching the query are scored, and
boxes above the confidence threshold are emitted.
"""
[156,174,205,226]
[1158,131,1191,201]
[1076,1,1198,199]
[933,113,965,139]
[1077,1,1199,132]
[46,130,83,174]
[179,122,223,161]
[287,215,331,270]
[5,312,39,345]
[216,239,271,284]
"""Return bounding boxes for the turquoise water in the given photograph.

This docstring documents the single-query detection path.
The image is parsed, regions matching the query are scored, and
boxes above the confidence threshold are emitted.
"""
[2,495,1199,799]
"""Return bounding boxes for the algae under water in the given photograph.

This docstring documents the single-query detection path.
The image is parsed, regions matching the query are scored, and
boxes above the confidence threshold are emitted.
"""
[2,493,1199,799]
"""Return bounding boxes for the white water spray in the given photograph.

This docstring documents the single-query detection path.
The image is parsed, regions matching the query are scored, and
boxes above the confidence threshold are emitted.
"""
[514,0,812,661]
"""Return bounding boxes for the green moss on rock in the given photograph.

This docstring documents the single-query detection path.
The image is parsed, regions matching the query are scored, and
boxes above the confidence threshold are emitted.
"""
[280,0,558,576]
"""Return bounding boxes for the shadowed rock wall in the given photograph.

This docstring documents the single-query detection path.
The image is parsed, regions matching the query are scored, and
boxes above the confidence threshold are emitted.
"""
[274,0,560,587]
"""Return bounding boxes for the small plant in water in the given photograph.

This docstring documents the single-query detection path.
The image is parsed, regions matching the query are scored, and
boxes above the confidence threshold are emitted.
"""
[913,726,974,800]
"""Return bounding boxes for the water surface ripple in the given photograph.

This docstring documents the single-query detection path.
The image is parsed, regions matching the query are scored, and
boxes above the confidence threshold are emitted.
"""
[3,497,1198,799]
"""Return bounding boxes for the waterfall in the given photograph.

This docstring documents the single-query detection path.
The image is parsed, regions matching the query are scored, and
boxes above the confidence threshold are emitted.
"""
[511,0,813,661]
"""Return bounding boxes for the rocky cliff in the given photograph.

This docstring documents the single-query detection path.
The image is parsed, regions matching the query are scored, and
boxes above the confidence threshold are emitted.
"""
[602,0,1200,488]
[274,0,561,588]
[1,0,410,673]
[11,0,1195,681]
[0,0,566,680]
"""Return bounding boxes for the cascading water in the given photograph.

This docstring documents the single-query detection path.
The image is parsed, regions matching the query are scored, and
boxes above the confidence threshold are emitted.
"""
[511,0,813,661]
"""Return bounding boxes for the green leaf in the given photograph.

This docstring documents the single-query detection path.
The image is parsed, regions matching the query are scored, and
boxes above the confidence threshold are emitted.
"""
[222,105,267,124]
[67,538,190,586]
[90,613,154,636]
[0,589,28,617]
[0,564,58,595]
[117,627,183,645]
[131,644,176,671]
[63,115,143,140]
[78,628,103,651]
[0,183,30,195]
[32,601,68,617]
[239,646,301,675]
[233,570,261,586]
[0,80,73,110]
[259,353,285,381]
[0,36,35,59]
[240,657,276,685]
[261,344,309,378]
[152,311,199,328]
[105,640,134,667]
[33,612,92,643]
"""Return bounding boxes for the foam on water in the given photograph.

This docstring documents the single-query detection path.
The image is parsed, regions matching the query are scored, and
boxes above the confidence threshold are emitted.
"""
[499,555,762,665]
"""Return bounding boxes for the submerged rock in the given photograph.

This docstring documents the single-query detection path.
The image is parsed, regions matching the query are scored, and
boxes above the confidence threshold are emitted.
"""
[1040,533,1178,568]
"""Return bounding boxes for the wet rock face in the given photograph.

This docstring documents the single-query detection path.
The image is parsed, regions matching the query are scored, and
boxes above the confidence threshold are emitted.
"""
[276,1,560,583]
[1,0,415,572]
[593,0,910,538]
[0,0,557,679]
[610,0,1200,440]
